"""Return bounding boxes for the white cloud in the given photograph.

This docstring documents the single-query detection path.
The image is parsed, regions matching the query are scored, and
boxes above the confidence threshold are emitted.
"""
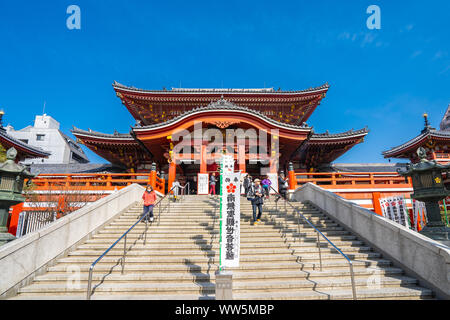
[410,50,423,59]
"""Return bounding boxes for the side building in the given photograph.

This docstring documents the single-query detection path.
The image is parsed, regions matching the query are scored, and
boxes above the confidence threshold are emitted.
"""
[6,114,89,165]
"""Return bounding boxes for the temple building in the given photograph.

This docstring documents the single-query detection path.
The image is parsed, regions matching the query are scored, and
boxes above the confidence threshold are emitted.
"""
[383,107,450,164]
[72,81,369,184]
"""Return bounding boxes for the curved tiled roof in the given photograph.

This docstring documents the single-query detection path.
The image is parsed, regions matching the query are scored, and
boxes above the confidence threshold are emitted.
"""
[112,81,330,95]
[0,128,50,158]
[309,128,369,141]
[71,127,134,140]
[382,128,450,157]
[132,98,313,131]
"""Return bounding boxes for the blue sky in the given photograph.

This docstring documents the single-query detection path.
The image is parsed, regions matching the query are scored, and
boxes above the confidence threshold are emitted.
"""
[0,0,449,164]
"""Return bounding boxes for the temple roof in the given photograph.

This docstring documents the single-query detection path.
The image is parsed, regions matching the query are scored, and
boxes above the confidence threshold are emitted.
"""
[113,81,330,95]
[293,128,368,168]
[309,128,369,141]
[382,127,450,158]
[113,81,329,127]
[0,128,50,160]
[132,98,312,133]
[72,127,134,140]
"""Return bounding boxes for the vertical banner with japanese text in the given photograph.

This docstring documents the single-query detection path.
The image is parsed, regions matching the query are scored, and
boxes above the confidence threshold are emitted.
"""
[220,171,241,268]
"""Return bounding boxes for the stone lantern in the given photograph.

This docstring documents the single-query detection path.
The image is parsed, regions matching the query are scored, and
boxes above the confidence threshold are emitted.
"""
[0,148,35,245]
[398,147,450,244]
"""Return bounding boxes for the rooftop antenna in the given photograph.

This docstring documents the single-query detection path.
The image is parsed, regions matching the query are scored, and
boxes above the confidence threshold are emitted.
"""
[42,101,46,115]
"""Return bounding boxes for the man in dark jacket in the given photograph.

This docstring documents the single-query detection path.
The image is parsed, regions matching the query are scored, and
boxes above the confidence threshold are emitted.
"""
[247,178,264,225]
[275,173,288,202]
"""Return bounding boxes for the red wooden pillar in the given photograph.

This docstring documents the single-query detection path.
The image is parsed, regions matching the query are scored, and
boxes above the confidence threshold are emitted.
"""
[168,160,176,194]
[8,203,23,236]
[238,140,246,173]
[200,144,207,174]
[149,162,157,189]
[372,192,383,216]
[288,162,297,190]
[269,135,278,173]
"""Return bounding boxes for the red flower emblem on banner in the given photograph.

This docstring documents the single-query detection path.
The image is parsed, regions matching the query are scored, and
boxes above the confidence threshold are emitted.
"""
[226,183,236,193]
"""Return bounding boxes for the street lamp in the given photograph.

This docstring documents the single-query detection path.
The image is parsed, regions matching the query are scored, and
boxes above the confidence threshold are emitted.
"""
[0,148,35,246]
[398,147,450,245]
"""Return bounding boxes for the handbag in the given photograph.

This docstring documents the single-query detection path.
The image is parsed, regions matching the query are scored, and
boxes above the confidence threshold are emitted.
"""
[246,186,255,201]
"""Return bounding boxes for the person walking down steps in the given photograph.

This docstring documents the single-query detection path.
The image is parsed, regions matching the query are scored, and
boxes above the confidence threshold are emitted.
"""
[142,185,157,222]
[247,178,265,225]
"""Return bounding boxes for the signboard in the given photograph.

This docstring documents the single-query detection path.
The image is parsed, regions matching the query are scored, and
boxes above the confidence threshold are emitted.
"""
[197,173,209,195]
[220,171,241,268]
[221,155,234,173]
[379,195,411,228]
[267,173,278,194]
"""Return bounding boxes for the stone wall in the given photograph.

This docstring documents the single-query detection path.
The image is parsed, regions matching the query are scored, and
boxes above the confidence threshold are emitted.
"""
[0,183,145,298]
[293,183,450,299]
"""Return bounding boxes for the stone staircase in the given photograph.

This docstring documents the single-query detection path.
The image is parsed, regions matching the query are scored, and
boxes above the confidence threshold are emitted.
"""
[11,195,433,300]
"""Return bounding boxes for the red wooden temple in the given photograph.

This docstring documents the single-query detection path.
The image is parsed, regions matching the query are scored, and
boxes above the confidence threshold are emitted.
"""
[72,81,368,187]
[383,111,450,164]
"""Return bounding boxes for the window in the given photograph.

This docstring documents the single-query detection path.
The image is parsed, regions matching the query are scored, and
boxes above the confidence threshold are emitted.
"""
[36,134,45,141]
[19,139,29,144]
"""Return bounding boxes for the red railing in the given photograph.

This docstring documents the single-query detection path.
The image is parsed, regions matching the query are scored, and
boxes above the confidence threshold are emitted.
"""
[291,172,410,189]
[30,173,166,194]
[289,172,413,214]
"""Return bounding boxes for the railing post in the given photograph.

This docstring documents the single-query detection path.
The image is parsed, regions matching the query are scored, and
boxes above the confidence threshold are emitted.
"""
[87,266,93,300]
[106,175,112,188]
[144,219,148,245]
[331,173,337,186]
[158,200,161,226]
[317,231,323,271]
[349,262,357,300]
[122,235,127,274]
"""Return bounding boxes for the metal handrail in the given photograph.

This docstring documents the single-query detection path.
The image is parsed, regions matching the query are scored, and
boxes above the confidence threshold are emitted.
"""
[169,182,190,201]
[270,186,357,300]
[180,182,190,200]
[86,185,177,300]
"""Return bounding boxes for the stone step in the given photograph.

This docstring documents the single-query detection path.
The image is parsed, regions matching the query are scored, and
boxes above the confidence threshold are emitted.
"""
[232,276,419,293]
[56,251,381,265]
[48,259,390,273]
[100,224,344,232]
[18,282,216,295]
[234,286,434,300]
[35,267,397,284]
[85,235,357,244]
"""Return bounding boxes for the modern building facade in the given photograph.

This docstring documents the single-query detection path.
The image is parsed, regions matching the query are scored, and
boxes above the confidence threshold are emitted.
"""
[6,114,89,165]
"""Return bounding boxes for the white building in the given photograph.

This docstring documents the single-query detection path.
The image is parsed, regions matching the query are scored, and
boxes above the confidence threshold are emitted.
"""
[6,114,89,164]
